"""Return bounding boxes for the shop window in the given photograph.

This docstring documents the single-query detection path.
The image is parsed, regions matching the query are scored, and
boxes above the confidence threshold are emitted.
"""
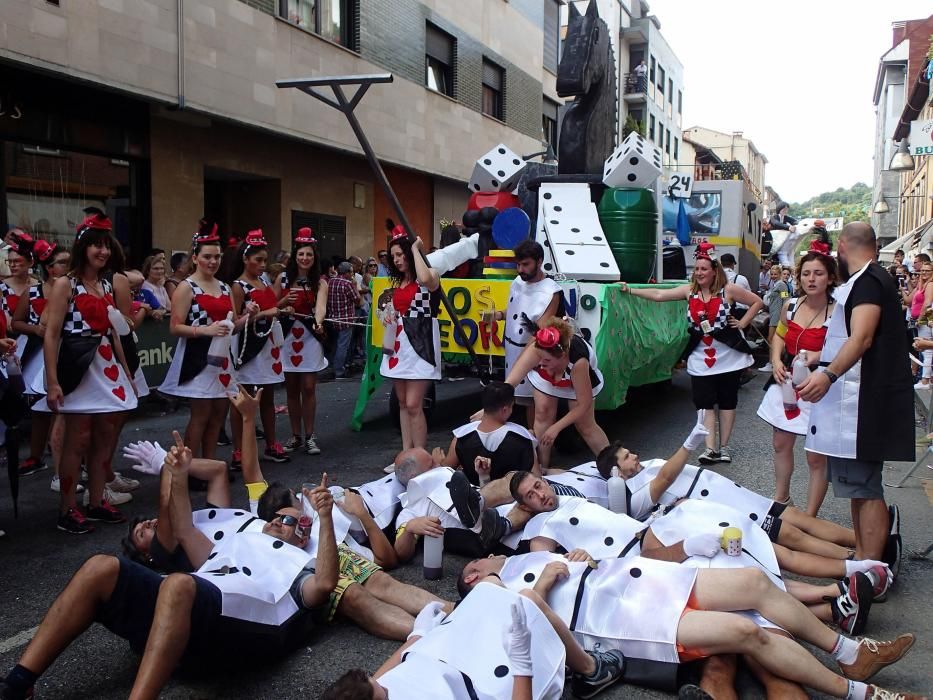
[425,22,455,97]
[482,59,504,121]
[279,0,358,49]
[291,210,346,263]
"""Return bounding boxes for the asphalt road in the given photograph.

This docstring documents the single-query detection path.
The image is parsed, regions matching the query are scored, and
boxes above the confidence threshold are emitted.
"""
[0,369,931,699]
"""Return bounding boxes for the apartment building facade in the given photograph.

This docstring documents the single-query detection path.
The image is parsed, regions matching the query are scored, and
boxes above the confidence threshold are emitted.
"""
[0,0,560,261]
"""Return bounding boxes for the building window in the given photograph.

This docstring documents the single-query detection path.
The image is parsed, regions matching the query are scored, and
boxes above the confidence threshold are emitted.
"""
[543,98,559,152]
[649,114,656,142]
[543,0,561,74]
[667,78,674,103]
[677,89,683,115]
[664,127,671,154]
[657,66,666,96]
[674,138,679,163]
[425,22,455,97]
[482,59,504,120]
[649,56,656,84]
[279,0,358,49]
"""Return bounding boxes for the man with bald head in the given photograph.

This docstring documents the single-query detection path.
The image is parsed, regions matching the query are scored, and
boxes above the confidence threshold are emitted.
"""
[798,222,912,568]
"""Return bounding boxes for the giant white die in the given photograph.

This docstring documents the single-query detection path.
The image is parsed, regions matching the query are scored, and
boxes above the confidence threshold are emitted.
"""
[469,144,527,193]
[538,183,620,282]
[602,139,662,189]
[534,200,560,276]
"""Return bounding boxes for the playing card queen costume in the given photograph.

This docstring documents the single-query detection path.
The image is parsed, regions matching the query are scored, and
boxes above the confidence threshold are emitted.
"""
[683,287,753,376]
[159,279,237,399]
[278,271,327,373]
[232,279,285,385]
[381,281,442,380]
[33,277,138,413]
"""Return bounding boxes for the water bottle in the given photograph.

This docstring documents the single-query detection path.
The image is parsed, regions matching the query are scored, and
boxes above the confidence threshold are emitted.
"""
[792,350,810,387]
[607,466,628,515]
[271,317,284,347]
[206,312,235,367]
[107,305,130,336]
[423,534,443,580]
[781,377,800,420]
[4,354,24,394]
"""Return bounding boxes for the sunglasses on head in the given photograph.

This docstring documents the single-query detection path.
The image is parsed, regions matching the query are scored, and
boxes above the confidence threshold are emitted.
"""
[275,513,299,527]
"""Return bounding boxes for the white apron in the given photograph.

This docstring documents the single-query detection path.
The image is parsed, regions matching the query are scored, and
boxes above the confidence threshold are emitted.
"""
[354,473,405,530]
[500,552,696,663]
[757,382,813,435]
[233,321,285,386]
[158,337,235,399]
[806,262,869,458]
[382,583,565,699]
[282,321,327,373]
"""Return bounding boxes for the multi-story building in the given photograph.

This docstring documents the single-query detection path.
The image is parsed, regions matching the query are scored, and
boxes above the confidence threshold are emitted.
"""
[1,0,559,261]
[577,0,684,167]
[892,51,932,248]
[681,126,767,203]
[871,16,933,246]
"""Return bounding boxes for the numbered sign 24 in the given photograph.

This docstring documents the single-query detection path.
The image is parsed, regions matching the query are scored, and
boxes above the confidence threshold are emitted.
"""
[667,172,693,198]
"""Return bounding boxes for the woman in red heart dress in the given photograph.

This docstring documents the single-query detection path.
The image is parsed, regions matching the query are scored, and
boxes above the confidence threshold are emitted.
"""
[13,241,70,479]
[0,230,37,328]
[229,229,291,463]
[380,229,441,450]
[619,243,763,466]
[160,223,249,467]
[274,227,328,456]
[38,215,138,534]
[757,243,836,514]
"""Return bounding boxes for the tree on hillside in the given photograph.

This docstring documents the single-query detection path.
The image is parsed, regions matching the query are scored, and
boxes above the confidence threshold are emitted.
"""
[789,182,871,224]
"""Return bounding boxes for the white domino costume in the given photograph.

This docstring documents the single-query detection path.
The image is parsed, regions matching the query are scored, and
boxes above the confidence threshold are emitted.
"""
[379,583,566,700]
[503,275,562,399]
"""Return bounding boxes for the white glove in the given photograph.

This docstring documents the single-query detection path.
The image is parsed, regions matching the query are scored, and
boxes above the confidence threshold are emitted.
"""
[845,559,888,576]
[503,601,533,677]
[122,441,167,476]
[407,601,447,640]
[682,410,710,451]
[683,532,722,558]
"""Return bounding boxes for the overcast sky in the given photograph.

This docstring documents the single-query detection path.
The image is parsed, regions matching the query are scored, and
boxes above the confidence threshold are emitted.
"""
[647,0,932,203]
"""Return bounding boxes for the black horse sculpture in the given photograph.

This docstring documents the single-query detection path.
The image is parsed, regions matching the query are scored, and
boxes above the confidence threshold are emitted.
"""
[557,1,616,176]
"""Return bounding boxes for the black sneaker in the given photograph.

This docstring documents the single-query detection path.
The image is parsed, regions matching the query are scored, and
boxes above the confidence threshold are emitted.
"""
[57,507,94,534]
[216,429,232,447]
[678,685,714,700]
[477,509,509,552]
[255,427,265,440]
[570,648,626,699]
[86,501,127,524]
[0,677,34,700]
[449,471,482,528]
[697,448,721,465]
[882,533,902,580]
[282,435,302,453]
[888,504,900,537]
[833,571,873,635]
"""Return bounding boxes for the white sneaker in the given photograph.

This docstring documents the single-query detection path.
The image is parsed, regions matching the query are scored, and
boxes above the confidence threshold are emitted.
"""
[107,472,140,493]
[758,362,773,373]
[913,381,931,390]
[83,485,132,506]
[51,475,85,494]
[383,463,396,474]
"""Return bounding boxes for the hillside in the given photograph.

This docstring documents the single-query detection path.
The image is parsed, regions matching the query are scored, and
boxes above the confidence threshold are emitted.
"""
[788,182,871,223]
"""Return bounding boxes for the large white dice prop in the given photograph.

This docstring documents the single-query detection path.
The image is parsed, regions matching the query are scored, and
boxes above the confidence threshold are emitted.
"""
[538,183,620,282]
[469,144,527,193]
[425,232,480,275]
[534,207,559,276]
[602,138,662,189]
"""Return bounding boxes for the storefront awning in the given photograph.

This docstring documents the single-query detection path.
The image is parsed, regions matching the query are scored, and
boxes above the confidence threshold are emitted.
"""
[879,220,933,262]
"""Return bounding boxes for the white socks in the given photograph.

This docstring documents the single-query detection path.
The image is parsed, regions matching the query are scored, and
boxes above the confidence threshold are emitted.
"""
[846,680,868,700]
[832,634,860,665]
[844,558,885,576]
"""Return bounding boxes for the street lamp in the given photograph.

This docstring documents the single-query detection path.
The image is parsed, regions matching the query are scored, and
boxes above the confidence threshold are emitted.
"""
[873,199,890,214]
[889,140,915,172]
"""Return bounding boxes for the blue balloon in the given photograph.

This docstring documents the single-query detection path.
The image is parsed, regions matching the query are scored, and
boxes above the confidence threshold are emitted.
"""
[492,207,531,249]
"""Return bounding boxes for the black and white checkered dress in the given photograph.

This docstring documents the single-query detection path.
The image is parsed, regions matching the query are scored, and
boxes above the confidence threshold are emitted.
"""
[15,282,47,395]
[380,282,441,381]
[159,278,238,399]
[230,278,284,386]
[32,278,138,414]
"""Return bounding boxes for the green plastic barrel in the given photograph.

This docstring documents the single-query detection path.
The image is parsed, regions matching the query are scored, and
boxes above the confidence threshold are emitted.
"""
[596,187,658,283]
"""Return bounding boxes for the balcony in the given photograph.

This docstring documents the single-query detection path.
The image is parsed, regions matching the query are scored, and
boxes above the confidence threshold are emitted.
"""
[622,73,648,102]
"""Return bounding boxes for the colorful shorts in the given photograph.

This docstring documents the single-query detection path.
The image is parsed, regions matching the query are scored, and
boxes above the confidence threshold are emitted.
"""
[291,544,381,621]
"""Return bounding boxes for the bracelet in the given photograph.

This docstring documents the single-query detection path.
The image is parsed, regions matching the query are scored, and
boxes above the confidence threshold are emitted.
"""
[395,524,407,539]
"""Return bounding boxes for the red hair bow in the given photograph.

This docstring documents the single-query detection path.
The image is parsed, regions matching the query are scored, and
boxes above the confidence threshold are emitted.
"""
[244,229,267,247]
[34,239,57,263]
[809,240,831,256]
[694,242,716,261]
[295,227,316,245]
[535,326,561,349]
[76,213,112,239]
[390,225,409,242]
[193,219,220,246]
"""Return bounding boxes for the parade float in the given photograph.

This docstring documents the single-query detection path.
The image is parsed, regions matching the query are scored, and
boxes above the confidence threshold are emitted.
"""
[276,3,762,430]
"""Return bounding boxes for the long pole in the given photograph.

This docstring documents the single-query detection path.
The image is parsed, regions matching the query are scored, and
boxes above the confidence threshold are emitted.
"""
[276,75,487,378]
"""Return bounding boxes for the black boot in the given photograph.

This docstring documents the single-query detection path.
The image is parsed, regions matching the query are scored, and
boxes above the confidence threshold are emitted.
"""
[448,471,482,529]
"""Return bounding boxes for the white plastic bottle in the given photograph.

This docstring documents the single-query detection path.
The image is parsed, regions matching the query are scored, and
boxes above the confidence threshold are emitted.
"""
[107,305,130,336]
[206,312,235,367]
[423,534,443,580]
[792,350,811,387]
[271,317,284,346]
[607,466,628,515]
[781,377,800,420]
[5,354,24,394]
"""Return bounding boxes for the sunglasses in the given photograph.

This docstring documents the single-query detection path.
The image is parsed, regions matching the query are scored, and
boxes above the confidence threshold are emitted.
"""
[368,263,378,268]
[275,513,299,527]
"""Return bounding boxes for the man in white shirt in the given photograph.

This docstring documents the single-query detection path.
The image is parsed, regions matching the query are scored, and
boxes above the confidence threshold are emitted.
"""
[720,253,751,319]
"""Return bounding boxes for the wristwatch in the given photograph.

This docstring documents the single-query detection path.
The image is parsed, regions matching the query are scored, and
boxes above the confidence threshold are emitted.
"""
[821,368,839,384]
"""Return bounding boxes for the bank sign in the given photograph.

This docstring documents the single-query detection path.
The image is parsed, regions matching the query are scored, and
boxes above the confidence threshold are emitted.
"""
[910,119,933,156]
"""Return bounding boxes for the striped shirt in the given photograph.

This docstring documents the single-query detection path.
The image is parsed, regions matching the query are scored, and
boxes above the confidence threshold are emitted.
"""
[545,480,584,498]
